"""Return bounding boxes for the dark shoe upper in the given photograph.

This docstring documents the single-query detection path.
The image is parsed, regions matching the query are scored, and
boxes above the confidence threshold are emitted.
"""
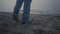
[21,22,25,24]
[12,13,19,22]
[20,21,31,25]
[56,16,60,20]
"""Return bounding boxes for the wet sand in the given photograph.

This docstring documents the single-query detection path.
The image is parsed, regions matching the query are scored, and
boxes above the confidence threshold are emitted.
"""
[0,12,60,34]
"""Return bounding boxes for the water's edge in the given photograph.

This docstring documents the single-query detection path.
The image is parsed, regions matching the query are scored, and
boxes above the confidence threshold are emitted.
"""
[0,10,60,16]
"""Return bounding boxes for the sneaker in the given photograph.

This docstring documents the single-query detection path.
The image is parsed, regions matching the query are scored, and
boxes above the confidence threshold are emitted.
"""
[20,21,31,25]
[26,22,31,24]
[12,13,19,22]
[56,16,60,20]
[21,22,25,24]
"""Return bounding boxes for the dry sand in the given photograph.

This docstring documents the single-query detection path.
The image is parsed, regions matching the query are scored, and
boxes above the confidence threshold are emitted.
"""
[0,12,60,34]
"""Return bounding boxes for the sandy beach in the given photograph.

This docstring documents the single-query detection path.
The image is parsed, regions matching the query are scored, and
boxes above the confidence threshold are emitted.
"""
[0,12,60,34]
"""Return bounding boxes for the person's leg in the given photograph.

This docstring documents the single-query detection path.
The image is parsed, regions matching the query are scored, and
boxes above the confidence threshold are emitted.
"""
[13,0,23,21]
[22,0,32,23]
[14,0,23,14]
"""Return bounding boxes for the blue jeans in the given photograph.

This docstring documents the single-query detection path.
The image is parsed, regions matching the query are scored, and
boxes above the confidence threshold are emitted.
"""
[14,0,32,23]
